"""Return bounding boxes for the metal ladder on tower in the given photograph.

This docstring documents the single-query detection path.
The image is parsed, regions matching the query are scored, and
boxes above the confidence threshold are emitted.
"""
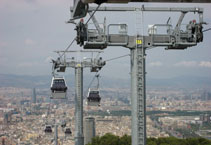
[135,7,146,145]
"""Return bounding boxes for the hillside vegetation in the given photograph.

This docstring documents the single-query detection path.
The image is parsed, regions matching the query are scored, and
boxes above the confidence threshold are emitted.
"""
[87,133,211,145]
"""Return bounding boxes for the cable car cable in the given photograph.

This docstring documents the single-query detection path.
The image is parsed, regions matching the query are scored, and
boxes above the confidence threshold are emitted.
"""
[105,54,130,62]
[86,54,130,92]
[203,28,211,32]
[85,4,101,25]
[85,72,99,95]
[59,38,76,59]
[85,54,130,95]
[58,4,101,59]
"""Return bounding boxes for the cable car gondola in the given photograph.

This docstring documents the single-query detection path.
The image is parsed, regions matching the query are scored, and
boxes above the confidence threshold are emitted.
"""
[44,125,53,134]
[87,88,101,106]
[50,77,67,99]
[87,74,101,106]
[65,128,72,135]
[61,120,66,128]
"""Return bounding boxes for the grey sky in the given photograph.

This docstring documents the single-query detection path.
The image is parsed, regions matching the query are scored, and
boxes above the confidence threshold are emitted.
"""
[0,0,211,79]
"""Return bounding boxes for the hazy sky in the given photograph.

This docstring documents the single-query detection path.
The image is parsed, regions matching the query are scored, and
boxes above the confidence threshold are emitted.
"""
[0,0,211,79]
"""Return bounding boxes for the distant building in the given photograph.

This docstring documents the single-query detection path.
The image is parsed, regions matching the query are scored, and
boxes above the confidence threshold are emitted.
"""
[2,138,5,145]
[3,112,12,124]
[32,88,36,104]
[20,100,30,105]
[84,117,96,145]
[3,113,9,124]
[201,91,211,101]
[200,114,211,123]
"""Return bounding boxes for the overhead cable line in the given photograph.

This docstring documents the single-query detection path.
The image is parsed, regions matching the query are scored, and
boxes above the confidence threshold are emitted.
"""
[85,72,99,96]
[203,28,211,32]
[59,4,101,59]
[60,38,76,59]
[85,4,101,25]
[85,53,130,93]
[105,54,130,62]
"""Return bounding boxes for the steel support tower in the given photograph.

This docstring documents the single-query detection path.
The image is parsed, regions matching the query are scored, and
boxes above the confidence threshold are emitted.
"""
[54,124,58,145]
[52,50,105,145]
[75,65,84,145]
[71,6,205,145]
[131,46,146,145]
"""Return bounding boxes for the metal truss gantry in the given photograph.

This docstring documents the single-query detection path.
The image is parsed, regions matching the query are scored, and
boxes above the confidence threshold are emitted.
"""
[71,6,205,145]
[53,50,105,145]
[71,0,210,20]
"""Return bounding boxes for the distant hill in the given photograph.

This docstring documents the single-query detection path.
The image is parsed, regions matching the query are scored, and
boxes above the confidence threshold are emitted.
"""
[0,74,51,88]
[0,74,210,89]
[147,75,211,88]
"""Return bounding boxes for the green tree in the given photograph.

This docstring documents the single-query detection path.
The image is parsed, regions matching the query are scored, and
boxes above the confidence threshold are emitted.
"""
[99,133,120,145]
[87,133,120,145]
[159,143,170,145]
[87,134,211,145]
[147,140,157,145]
[119,135,131,145]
